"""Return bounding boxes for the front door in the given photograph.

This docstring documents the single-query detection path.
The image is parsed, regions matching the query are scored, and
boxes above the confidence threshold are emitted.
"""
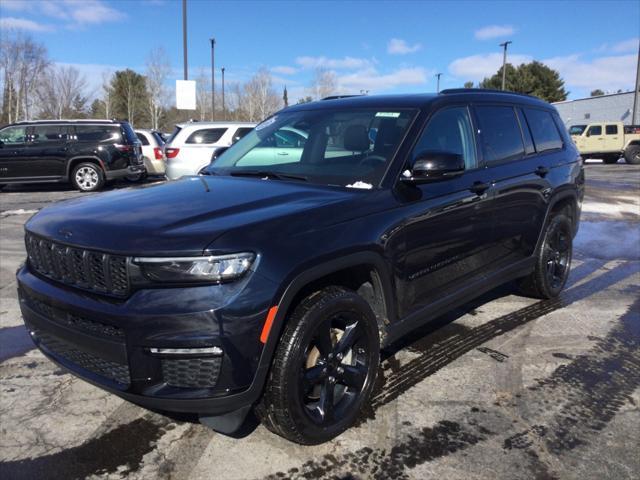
[0,125,28,179]
[578,124,604,154]
[396,105,498,318]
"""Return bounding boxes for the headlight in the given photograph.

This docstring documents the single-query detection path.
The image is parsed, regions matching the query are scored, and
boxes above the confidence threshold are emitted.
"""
[133,253,255,283]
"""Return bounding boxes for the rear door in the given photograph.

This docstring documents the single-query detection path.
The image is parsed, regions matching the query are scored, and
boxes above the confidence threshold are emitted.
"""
[473,104,557,266]
[24,124,69,177]
[182,127,228,165]
[604,123,622,151]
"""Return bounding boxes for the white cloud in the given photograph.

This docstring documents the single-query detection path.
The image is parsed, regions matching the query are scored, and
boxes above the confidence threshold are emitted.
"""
[0,17,53,32]
[474,25,515,40]
[0,0,125,29]
[271,66,298,75]
[338,67,428,93]
[387,38,422,55]
[448,52,532,81]
[295,56,372,70]
[611,37,639,53]
[544,53,636,92]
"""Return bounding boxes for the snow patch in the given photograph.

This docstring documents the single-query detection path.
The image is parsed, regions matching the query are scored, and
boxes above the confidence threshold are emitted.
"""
[581,198,640,219]
[0,209,39,218]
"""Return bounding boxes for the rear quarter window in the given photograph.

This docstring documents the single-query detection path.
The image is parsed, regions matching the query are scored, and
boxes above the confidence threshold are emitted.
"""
[475,105,525,164]
[523,109,563,152]
[74,125,121,143]
[186,128,227,144]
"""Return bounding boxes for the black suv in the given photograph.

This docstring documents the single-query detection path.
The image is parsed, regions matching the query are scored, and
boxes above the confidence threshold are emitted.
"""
[17,90,584,444]
[0,119,145,192]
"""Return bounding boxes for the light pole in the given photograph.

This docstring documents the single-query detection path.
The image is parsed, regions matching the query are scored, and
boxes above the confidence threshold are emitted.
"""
[499,41,512,91]
[632,41,640,124]
[210,38,216,121]
[182,0,188,80]
[435,72,442,92]
[221,67,226,120]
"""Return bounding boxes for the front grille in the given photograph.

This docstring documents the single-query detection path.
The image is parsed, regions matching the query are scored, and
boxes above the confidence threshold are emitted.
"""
[161,357,222,389]
[25,232,130,297]
[23,292,124,339]
[36,330,130,386]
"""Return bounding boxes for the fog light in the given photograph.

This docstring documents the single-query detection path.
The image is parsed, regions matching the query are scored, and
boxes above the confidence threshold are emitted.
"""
[149,347,223,356]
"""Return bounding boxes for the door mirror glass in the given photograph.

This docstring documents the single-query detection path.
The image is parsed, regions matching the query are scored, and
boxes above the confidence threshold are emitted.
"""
[404,151,465,183]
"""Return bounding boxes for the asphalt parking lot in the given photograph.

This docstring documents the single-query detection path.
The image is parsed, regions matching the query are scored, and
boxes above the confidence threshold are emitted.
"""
[1,163,638,480]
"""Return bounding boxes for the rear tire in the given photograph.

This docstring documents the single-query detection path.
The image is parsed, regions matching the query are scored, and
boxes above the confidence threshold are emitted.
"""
[256,286,380,445]
[518,214,573,299]
[71,162,105,192]
[624,145,640,165]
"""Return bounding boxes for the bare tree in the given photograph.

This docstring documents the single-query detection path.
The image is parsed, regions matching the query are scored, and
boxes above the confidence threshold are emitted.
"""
[195,69,211,121]
[101,71,114,119]
[0,30,48,122]
[146,47,170,130]
[38,65,89,119]
[243,67,281,121]
[309,68,337,100]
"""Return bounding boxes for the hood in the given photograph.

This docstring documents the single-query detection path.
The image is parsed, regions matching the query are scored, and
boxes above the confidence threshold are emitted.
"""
[25,176,365,255]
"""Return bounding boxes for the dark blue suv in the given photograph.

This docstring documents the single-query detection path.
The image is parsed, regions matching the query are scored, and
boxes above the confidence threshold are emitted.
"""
[17,90,584,444]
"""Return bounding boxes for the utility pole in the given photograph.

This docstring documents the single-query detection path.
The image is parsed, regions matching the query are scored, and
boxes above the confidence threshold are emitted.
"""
[221,67,226,120]
[435,72,442,92]
[182,0,188,80]
[632,41,640,124]
[210,38,216,121]
[499,41,512,91]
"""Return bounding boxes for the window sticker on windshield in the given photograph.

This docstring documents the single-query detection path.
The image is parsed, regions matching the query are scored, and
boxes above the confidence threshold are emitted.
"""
[375,112,401,118]
[255,116,277,131]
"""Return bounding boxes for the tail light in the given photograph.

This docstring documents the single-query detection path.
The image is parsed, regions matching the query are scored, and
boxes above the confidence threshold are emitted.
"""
[114,144,133,153]
[154,147,164,160]
[165,148,180,159]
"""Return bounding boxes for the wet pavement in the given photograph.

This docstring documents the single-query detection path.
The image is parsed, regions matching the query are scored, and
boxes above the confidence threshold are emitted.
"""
[0,163,638,479]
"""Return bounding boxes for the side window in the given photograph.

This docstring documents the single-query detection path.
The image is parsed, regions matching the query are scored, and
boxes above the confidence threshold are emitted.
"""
[232,127,253,143]
[587,125,602,136]
[185,128,227,144]
[75,125,121,142]
[0,126,27,145]
[475,105,524,164]
[523,108,563,153]
[136,132,150,146]
[412,106,477,170]
[274,129,305,148]
[515,108,535,155]
[31,125,66,143]
[605,124,618,135]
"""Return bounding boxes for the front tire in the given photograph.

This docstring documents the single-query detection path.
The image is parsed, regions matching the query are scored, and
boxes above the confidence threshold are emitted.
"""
[71,162,105,192]
[518,214,573,299]
[256,286,380,444]
[624,145,640,165]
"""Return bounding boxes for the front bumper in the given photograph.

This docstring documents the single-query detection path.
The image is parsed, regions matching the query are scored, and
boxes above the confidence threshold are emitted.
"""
[106,164,146,180]
[17,264,278,415]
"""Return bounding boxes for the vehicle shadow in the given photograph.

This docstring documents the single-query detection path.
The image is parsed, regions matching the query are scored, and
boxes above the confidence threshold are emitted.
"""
[0,177,165,193]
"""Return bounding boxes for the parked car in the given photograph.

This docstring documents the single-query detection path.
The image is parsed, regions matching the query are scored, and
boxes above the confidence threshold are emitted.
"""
[164,122,255,179]
[134,129,166,177]
[0,119,144,191]
[570,121,640,164]
[17,90,584,445]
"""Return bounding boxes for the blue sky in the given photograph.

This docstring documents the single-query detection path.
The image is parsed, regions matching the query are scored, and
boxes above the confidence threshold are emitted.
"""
[1,0,639,101]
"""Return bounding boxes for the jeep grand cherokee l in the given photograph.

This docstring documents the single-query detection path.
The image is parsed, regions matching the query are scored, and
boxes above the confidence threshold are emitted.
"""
[0,119,144,192]
[17,90,584,444]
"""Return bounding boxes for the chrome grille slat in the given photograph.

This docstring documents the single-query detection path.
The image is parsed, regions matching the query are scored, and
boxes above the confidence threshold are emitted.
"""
[25,233,129,297]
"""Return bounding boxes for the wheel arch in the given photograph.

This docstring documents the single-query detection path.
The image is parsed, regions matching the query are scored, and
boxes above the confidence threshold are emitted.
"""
[66,156,105,179]
[534,189,579,253]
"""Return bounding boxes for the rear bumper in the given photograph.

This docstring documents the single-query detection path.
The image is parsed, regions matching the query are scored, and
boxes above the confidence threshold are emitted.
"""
[17,264,278,415]
[144,158,166,175]
[106,164,146,180]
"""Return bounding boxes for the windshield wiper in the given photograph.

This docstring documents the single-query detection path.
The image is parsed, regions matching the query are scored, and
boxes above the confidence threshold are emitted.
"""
[230,170,308,182]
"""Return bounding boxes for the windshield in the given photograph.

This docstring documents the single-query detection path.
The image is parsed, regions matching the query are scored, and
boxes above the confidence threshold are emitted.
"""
[206,108,417,187]
[568,125,586,136]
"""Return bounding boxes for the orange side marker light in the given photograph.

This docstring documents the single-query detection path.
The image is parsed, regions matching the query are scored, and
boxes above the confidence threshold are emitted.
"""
[260,306,278,343]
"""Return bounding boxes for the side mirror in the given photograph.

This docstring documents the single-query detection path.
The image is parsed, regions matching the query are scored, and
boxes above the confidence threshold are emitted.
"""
[210,146,229,162]
[402,151,465,183]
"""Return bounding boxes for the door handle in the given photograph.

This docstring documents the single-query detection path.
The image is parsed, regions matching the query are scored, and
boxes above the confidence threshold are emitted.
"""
[277,152,289,156]
[535,166,549,177]
[469,181,491,195]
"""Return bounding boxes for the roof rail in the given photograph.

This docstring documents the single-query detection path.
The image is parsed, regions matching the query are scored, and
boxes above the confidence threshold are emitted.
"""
[13,118,117,124]
[321,95,364,101]
[440,88,538,99]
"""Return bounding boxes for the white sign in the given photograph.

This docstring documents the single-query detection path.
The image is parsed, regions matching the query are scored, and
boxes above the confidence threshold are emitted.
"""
[176,80,196,110]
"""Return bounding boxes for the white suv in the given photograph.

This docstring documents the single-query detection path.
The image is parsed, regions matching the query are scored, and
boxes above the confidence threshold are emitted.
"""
[164,122,255,180]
